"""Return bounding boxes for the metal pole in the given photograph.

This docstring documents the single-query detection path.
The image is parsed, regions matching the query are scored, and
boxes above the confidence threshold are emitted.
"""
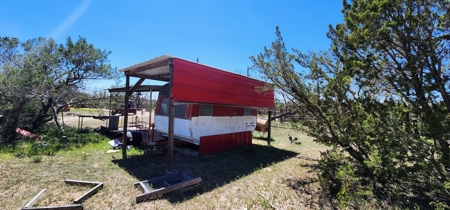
[122,75,130,159]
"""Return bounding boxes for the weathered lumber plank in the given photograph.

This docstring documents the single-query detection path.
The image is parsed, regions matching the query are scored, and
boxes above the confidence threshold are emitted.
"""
[64,179,101,186]
[64,179,103,204]
[23,189,47,208]
[136,177,202,203]
[138,181,152,193]
[73,183,103,204]
[178,183,201,194]
[22,204,83,210]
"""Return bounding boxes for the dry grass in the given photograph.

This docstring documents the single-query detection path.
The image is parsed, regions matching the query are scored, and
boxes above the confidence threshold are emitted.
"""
[0,116,335,210]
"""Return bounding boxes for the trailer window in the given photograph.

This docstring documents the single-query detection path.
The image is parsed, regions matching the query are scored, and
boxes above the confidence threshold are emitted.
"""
[160,98,169,116]
[199,105,213,116]
[175,104,187,118]
[244,108,254,116]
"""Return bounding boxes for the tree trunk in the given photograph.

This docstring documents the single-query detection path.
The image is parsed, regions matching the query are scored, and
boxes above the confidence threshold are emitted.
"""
[52,106,63,131]
[31,98,53,131]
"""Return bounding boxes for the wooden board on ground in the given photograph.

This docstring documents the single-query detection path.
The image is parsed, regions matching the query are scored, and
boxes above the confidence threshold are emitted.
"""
[22,189,83,210]
[135,171,202,203]
[64,180,103,204]
[22,180,103,209]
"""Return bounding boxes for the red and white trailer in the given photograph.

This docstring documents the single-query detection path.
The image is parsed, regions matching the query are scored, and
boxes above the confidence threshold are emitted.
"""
[154,83,262,155]
[119,55,274,157]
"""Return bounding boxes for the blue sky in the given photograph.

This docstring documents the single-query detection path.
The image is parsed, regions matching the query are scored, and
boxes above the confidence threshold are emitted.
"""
[1,0,343,90]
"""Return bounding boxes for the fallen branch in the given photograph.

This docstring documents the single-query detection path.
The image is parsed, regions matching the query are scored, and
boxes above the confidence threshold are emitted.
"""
[254,190,279,210]
[270,110,298,121]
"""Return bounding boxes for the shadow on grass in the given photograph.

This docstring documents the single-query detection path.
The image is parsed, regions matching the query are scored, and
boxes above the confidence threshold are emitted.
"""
[252,135,275,142]
[112,143,297,203]
[282,157,339,209]
[289,156,444,209]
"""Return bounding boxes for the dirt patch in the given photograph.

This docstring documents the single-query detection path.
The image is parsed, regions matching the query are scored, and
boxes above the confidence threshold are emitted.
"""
[60,109,154,131]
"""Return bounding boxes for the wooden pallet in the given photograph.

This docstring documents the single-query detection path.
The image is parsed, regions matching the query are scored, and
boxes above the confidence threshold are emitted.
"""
[22,180,103,210]
[134,171,202,203]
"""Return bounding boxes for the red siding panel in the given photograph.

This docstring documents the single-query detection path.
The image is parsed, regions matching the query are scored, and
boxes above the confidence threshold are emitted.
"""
[172,58,274,109]
[191,104,199,117]
[199,131,252,156]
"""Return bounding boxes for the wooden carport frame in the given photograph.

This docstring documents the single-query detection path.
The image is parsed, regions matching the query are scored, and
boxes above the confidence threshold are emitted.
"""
[119,57,175,171]
[119,55,273,171]
[107,85,163,131]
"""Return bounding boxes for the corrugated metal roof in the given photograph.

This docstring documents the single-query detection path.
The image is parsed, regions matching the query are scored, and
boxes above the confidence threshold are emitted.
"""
[119,54,251,81]
[117,54,274,109]
[119,54,174,73]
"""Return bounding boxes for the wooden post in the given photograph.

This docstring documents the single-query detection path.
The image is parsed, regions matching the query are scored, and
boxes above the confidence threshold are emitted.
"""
[149,87,152,140]
[168,65,174,172]
[108,92,112,127]
[273,105,277,119]
[122,75,130,159]
[268,111,272,146]
[148,87,153,127]
[280,104,283,123]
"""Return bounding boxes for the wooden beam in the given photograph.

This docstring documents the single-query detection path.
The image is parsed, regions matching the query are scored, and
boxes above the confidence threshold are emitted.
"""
[178,183,201,194]
[168,99,174,171]
[129,74,170,82]
[73,183,103,204]
[136,177,202,203]
[128,78,146,96]
[108,93,112,121]
[138,182,152,193]
[167,65,174,171]
[270,110,299,121]
[64,180,101,186]
[122,75,130,159]
[23,189,47,208]
[134,171,192,186]
[22,188,83,210]
[22,205,83,210]
[64,180,103,204]
[149,88,153,140]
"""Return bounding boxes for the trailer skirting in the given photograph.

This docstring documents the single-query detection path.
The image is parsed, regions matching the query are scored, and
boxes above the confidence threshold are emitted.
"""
[199,131,252,156]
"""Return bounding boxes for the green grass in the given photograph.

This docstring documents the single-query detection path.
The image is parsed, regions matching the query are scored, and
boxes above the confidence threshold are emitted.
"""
[0,125,109,158]
[0,123,335,209]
